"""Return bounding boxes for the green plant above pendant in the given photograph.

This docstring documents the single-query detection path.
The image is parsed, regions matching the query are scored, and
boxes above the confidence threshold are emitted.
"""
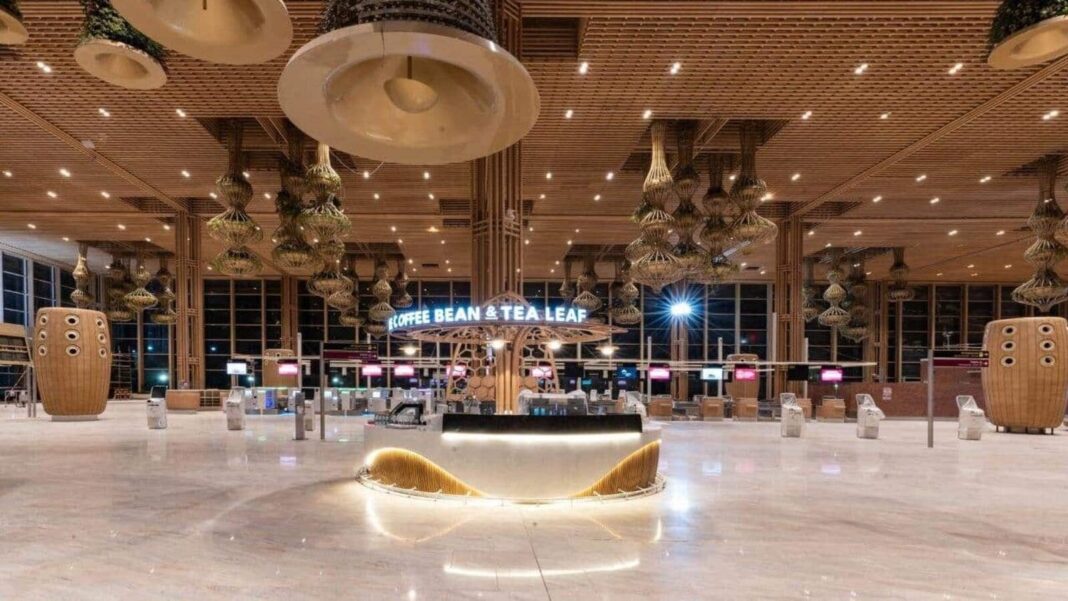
[0,0,29,45]
[75,0,167,89]
[989,0,1068,69]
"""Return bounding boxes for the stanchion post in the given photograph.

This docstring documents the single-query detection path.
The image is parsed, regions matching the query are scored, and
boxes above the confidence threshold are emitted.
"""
[927,349,934,448]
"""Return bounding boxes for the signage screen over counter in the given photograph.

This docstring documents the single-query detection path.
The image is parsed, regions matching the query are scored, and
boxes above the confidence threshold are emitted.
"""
[387,304,588,332]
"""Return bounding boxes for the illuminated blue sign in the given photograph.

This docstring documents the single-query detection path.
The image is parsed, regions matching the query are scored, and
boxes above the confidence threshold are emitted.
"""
[387,305,588,332]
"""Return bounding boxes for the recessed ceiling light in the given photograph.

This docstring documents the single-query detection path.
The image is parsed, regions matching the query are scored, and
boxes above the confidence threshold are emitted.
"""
[642,109,653,120]
[936,272,943,276]
[175,108,187,118]
[980,175,992,183]
[62,236,69,241]
[145,237,152,242]
[594,194,601,201]
[915,174,927,183]
[362,170,370,179]
[948,229,958,236]
[528,226,534,232]
[760,270,767,275]
[207,265,213,271]
[807,229,815,236]
[564,109,573,119]
[397,238,403,244]
[117,224,126,230]
[428,193,435,200]
[2,170,11,177]
[373,192,380,200]
[948,62,964,75]
[760,192,773,202]
[1042,109,1059,120]
[58,168,71,177]
[427,226,439,233]
[825,242,832,248]
[538,193,545,200]
[790,173,801,182]
[605,171,614,181]
[163,224,171,231]
[46,191,57,198]
[967,264,975,269]
[550,269,555,274]
[408,258,414,264]
[872,195,882,203]
[440,239,445,244]
[209,192,218,199]
[545,172,552,180]
[880,112,891,120]
[801,111,812,120]
[423,171,430,180]
[930,197,940,204]
[669,62,681,75]
[390,225,397,232]
[567,239,573,245]
[728,174,736,181]
[971,272,979,277]
[263,192,271,199]
[242,171,250,179]
[98,107,110,118]
[181,170,191,178]
[445,259,450,264]
[740,262,748,267]
[36,61,52,74]
[996,229,1005,236]
[524,239,529,245]
[447,267,452,273]
[1004,264,1012,269]
[27,223,36,229]
[853,230,862,236]
[854,63,869,75]
[578,61,589,75]
[100,191,110,199]
[574,228,580,233]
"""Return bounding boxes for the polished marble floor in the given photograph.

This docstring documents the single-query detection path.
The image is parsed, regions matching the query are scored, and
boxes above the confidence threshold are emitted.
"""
[1,402,1066,600]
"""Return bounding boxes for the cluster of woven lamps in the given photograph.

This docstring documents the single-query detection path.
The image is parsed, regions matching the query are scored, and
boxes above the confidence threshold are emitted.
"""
[69,246,179,326]
[624,120,776,294]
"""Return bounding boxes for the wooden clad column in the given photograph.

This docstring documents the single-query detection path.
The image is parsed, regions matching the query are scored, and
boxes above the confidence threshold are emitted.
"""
[174,213,204,388]
[471,0,523,305]
[470,0,524,410]
[280,275,299,351]
[774,216,805,397]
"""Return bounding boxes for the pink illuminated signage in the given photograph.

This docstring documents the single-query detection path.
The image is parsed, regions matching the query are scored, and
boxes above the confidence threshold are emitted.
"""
[649,367,671,381]
[531,365,553,379]
[277,363,299,376]
[734,366,757,381]
[820,367,844,383]
[361,365,383,377]
[393,365,415,377]
[446,365,467,377]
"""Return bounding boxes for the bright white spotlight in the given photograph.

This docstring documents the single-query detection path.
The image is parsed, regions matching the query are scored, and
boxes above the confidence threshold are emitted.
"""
[489,339,507,350]
[599,344,617,357]
[670,301,693,317]
[547,339,562,351]
[401,344,418,357]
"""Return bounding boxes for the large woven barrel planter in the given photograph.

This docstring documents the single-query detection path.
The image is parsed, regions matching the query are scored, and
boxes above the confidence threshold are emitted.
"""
[32,308,112,420]
[982,317,1068,432]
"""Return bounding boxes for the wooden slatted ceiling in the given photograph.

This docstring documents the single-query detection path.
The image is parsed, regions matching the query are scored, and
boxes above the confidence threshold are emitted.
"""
[0,0,1062,287]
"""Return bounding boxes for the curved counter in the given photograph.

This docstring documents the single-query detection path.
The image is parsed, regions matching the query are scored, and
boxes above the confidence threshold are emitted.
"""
[361,414,662,502]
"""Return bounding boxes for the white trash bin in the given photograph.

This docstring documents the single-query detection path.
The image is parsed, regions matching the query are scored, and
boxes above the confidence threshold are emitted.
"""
[956,395,985,441]
[780,393,805,438]
[225,388,246,431]
[855,394,885,439]
[304,400,315,432]
[147,397,167,429]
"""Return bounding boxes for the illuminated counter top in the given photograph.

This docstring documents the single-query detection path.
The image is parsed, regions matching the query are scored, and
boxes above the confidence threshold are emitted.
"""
[360,414,662,502]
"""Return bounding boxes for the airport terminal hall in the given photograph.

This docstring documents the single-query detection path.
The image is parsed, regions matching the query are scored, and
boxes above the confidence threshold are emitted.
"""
[4,0,1068,599]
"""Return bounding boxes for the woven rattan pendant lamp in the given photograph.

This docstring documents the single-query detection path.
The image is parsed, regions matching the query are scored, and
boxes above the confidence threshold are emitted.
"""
[988,1,1068,69]
[278,0,539,165]
[0,0,29,45]
[112,0,291,65]
[75,0,167,90]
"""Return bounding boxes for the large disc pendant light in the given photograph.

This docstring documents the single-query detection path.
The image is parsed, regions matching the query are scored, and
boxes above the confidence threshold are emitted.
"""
[75,0,167,90]
[988,1,1068,69]
[278,0,540,165]
[112,0,292,65]
[0,0,29,45]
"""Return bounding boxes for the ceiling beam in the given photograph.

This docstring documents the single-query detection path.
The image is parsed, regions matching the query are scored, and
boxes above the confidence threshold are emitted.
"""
[522,1,998,18]
[0,91,188,214]
[791,54,1068,218]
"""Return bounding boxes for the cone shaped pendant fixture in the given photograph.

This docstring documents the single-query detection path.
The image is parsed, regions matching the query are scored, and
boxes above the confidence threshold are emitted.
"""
[75,0,167,90]
[278,0,539,165]
[988,1,1068,69]
[112,0,292,65]
[0,0,29,45]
